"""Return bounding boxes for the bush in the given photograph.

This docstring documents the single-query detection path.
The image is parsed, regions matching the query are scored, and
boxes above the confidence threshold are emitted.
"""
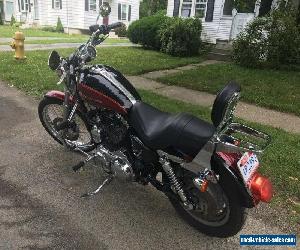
[232,18,269,67]
[56,17,64,33]
[127,13,170,49]
[41,26,57,32]
[114,23,127,37]
[159,17,202,56]
[232,4,300,68]
[10,15,16,26]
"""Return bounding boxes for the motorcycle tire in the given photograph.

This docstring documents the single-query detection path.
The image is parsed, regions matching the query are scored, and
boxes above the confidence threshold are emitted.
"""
[38,97,95,152]
[169,180,247,238]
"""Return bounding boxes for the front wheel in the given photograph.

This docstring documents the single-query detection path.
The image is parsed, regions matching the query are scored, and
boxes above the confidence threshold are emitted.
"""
[38,97,95,152]
[169,176,247,237]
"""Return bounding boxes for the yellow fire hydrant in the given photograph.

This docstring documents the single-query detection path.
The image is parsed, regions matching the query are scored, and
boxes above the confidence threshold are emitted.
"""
[10,31,26,60]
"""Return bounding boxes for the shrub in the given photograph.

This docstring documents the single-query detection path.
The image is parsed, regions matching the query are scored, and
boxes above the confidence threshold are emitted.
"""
[232,4,300,68]
[41,26,57,32]
[56,17,64,33]
[266,7,300,67]
[114,23,127,37]
[10,15,16,26]
[127,13,170,49]
[232,18,269,67]
[233,0,256,13]
[159,17,202,56]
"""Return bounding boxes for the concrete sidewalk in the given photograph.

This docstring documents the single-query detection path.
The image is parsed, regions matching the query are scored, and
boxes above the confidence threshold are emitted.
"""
[0,37,67,43]
[127,61,300,134]
[0,42,137,51]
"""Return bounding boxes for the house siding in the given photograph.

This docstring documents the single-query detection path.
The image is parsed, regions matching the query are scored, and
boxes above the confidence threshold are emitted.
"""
[167,0,235,43]
[10,0,139,31]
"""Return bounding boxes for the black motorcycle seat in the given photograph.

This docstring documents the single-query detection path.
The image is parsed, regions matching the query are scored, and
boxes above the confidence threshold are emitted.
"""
[129,101,215,157]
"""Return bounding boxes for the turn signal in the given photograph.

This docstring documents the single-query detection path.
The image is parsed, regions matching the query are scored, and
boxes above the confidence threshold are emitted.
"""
[249,172,273,203]
[200,180,209,192]
[193,177,209,192]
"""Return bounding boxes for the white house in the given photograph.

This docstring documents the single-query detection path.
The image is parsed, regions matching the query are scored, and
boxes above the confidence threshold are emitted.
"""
[0,0,139,32]
[166,0,299,44]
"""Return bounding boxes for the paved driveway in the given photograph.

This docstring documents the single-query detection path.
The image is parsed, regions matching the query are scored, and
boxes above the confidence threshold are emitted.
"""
[0,81,292,250]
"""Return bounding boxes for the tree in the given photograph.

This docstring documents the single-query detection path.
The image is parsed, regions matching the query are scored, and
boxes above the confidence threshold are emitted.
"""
[140,0,167,18]
[56,17,64,33]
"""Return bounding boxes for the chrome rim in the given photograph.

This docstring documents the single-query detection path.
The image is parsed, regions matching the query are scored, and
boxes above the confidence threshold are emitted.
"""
[184,185,230,227]
[42,103,92,147]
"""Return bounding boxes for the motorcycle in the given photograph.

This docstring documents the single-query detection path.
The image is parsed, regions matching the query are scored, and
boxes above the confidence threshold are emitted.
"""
[38,22,273,237]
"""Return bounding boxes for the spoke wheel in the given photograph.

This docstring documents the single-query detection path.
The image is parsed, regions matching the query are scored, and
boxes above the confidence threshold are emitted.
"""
[168,169,247,237]
[38,97,95,152]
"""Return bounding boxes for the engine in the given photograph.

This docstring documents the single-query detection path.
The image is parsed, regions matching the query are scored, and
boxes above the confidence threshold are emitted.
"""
[90,109,128,151]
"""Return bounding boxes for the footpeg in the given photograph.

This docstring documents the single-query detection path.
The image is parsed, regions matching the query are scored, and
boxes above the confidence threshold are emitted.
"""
[71,151,96,172]
[81,175,114,198]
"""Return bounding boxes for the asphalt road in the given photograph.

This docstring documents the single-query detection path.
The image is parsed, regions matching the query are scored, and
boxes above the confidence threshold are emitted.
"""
[0,81,294,250]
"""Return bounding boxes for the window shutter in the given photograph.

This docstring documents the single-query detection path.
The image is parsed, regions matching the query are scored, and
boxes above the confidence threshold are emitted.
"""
[118,3,121,20]
[128,5,131,21]
[18,0,21,11]
[173,0,180,16]
[60,0,62,9]
[205,0,215,22]
[99,0,103,7]
[52,0,54,9]
[85,0,89,11]
[28,0,31,12]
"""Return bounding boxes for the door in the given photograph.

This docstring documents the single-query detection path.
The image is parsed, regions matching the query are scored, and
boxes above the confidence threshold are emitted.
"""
[230,13,255,39]
[5,1,14,21]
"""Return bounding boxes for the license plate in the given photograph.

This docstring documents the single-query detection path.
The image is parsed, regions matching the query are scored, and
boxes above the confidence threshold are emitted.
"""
[237,152,259,186]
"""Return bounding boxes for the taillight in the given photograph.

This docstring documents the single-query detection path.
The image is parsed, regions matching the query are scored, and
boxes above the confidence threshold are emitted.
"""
[249,172,273,203]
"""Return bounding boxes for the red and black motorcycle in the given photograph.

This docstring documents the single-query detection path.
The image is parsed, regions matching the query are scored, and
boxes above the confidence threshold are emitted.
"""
[38,22,273,237]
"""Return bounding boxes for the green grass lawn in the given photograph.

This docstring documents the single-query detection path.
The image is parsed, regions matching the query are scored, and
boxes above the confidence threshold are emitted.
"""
[157,63,300,116]
[0,47,203,96]
[0,25,86,38]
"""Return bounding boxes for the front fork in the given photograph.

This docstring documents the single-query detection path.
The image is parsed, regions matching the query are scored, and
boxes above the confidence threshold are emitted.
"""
[61,88,78,147]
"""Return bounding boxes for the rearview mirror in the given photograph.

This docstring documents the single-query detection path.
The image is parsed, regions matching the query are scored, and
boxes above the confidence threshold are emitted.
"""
[48,51,61,71]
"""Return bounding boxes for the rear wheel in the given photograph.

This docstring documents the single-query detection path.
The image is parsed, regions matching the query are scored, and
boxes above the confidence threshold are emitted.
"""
[38,97,95,152]
[168,171,247,237]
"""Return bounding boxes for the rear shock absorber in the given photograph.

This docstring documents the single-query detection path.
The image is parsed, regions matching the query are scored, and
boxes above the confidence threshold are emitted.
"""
[160,157,193,210]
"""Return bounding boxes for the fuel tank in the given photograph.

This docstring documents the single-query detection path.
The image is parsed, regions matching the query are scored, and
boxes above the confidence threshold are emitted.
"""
[78,65,141,115]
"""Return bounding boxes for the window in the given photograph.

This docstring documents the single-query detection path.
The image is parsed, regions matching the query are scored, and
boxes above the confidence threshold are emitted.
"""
[223,0,233,15]
[52,0,62,9]
[89,0,97,11]
[20,0,29,12]
[181,0,192,17]
[195,0,207,18]
[121,4,127,20]
[118,3,131,21]
[259,0,273,16]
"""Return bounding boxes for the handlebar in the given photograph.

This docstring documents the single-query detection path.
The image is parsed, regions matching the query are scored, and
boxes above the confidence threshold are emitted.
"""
[89,22,124,35]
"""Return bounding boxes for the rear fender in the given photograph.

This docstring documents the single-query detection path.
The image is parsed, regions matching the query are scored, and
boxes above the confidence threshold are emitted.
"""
[211,153,255,208]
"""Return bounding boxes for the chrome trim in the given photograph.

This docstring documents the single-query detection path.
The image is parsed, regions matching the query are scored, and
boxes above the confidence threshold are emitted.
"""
[182,141,215,174]
[98,68,137,105]
[159,156,193,210]
[216,92,240,133]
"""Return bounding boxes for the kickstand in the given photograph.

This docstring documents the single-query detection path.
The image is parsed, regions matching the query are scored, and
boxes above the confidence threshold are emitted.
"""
[81,175,114,198]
